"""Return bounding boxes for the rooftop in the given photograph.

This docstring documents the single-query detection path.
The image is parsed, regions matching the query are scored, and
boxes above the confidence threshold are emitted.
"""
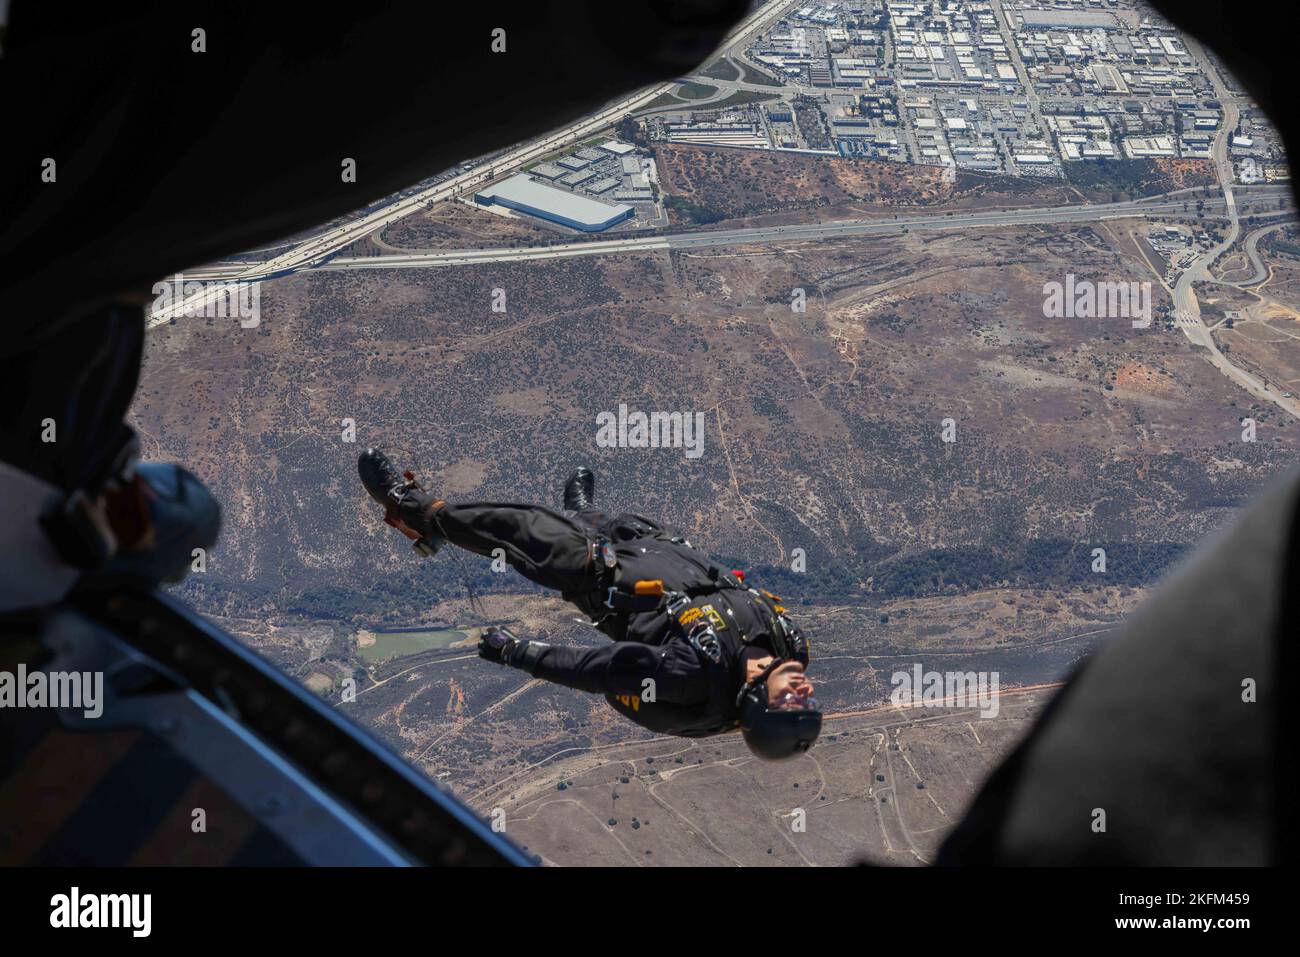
[474,174,634,231]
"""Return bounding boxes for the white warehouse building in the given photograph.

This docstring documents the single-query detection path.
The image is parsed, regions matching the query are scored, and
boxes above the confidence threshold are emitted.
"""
[474,174,634,232]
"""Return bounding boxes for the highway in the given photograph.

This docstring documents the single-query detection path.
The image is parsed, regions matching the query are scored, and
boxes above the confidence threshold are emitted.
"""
[147,0,796,328]
[147,84,673,327]
[315,192,1288,271]
[148,0,1300,428]
[165,182,1292,280]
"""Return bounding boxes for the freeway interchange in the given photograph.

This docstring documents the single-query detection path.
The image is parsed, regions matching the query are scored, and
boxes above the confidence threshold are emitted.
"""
[147,0,792,327]
[167,186,1290,280]
[149,2,1299,421]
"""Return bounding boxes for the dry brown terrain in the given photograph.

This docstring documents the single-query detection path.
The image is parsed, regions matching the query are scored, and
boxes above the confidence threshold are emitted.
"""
[135,200,1300,864]
[1063,157,1217,202]
[1241,226,1300,313]
[468,685,1057,867]
[1152,157,1217,191]
[212,583,1121,865]
[338,199,553,257]
[654,145,1077,225]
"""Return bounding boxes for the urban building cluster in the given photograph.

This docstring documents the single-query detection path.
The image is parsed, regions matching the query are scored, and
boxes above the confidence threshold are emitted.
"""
[637,0,1285,183]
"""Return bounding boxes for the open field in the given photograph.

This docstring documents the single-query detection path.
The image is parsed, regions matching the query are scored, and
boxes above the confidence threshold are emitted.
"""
[356,627,472,663]
[477,686,1056,867]
[653,144,1080,225]
[138,199,1300,863]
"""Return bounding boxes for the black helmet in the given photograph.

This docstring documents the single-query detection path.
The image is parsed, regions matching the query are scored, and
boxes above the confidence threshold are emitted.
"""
[736,660,822,761]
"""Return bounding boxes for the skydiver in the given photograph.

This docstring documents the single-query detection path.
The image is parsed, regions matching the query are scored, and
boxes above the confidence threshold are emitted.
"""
[357,449,822,759]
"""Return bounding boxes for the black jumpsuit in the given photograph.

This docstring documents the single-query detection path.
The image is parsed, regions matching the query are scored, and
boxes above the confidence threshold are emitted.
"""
[431,501,783,737]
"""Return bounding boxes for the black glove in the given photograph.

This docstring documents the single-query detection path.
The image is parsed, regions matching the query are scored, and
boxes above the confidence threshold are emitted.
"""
[478,627,550,672]
[478,626,519,665]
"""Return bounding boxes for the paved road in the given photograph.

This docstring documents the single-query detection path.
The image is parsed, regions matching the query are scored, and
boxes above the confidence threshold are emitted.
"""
[148,0,795,328]
[315,194,1288,271]
[183,182,1289,280]
[149,0,1299,426]
[147,84,672,327]
[1227,221,1292,287]
[1168,36,1300,419]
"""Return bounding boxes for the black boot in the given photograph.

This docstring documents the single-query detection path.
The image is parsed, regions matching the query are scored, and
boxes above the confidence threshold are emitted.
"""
[358,448,444,551]
[562,467,595,511]
[358,447,405,508]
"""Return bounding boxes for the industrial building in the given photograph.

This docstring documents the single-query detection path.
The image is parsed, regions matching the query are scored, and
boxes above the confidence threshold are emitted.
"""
[474,174,634,231]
